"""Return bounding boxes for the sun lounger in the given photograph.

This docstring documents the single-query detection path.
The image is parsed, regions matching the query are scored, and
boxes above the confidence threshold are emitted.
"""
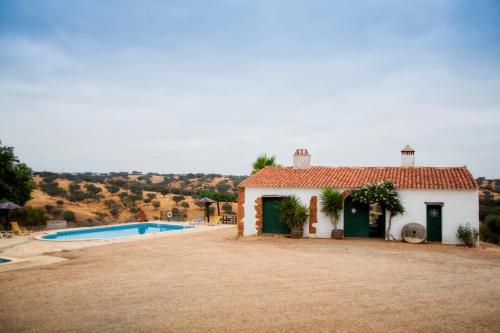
[208,216,221,226]
[10,221,29,235]
[0,231,13,238]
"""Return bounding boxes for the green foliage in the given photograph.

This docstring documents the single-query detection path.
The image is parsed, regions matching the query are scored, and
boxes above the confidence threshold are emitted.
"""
[44,204,55,214]
[85,183,102,195]
[152,200,160,210]
[63,210,76,222]
[181,201,189,209]
[216,182,231,193]
[105,184,120,194]
[146,193,157,200]
[252,153,277,174]
[208,206,215,216]
[56,200,65,206]
[0,141,35,205]
[67,182,86,202]
[480,214,500,245]
[456,223,479,247]
[172,195,185,205]
[319,188,343,229]
[171,207,180,216]
[40,181,67,197]
[129,182,143,196]
[8,207,48,227]
[109,207,120,218]
[351,180,404,239]
[222,202,233,214]
[351,181,404,213]
[129,206,139,214]
[278,195,308,230]
[197,190,236,202]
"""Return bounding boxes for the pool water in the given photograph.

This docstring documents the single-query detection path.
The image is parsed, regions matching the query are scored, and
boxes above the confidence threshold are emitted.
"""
[42,223,189,241]
[0,258,12,264]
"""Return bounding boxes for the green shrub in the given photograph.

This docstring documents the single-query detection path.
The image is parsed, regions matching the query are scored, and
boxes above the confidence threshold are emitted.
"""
[480,215,500,245]
[8,207,48,227]
[56,200,65,206]
[109,207,120,218]
[457,223,479,247]
[278,195,308,230]
[181,201,190,209]
[172,195,185,205]
[63,210,76,222]
[105,184,120,194]
[44,204,55,214]
[222,203,233,214]
[152,201,160,210]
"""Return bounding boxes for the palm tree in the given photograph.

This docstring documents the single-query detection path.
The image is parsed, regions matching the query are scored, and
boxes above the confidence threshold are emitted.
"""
[319,187,343,230]
[251,154,277,174]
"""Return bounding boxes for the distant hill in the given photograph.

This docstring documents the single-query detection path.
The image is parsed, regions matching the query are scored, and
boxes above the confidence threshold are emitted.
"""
[28,171,247,223]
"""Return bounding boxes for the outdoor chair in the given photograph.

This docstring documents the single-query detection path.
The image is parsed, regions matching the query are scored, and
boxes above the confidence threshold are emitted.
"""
[10,221,29,235]
[189,216,203,228]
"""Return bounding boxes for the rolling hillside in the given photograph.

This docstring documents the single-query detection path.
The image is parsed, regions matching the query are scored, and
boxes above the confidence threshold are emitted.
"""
[27,172,246,223]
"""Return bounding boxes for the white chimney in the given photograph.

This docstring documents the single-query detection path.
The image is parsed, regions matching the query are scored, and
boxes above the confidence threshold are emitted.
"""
[293,149,311,169]
[401,145,415,167]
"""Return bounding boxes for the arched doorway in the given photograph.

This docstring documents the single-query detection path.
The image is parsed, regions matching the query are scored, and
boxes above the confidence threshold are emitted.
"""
[344,197,386,238]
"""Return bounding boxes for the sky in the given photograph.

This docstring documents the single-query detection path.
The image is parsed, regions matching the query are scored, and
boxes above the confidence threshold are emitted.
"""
[0,1,499,177]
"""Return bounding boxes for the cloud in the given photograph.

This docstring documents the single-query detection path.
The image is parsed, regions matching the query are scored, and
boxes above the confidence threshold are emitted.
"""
[0,0,499,176]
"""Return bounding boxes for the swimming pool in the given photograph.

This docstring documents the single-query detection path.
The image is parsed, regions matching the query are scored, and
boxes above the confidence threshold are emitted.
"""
[40,222,190,241]
[0,258,12,264]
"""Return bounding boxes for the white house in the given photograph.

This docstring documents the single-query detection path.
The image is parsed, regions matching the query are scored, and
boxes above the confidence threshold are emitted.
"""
[237,146,478,244]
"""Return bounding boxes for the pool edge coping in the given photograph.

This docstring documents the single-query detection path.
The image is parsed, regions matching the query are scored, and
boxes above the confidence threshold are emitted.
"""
[34,221,193,242]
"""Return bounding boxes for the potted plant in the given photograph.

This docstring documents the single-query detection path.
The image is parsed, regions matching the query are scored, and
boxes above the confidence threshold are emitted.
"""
[320,188,344,239]
[278,195,308,239]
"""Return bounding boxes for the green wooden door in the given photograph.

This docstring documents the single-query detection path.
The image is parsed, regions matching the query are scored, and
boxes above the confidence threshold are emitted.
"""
[344,197,369,237]
[262,197,289,234]
[426,205,442,242]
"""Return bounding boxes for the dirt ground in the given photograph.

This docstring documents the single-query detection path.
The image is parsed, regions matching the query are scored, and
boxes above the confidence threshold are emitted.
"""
[1,228,500,333]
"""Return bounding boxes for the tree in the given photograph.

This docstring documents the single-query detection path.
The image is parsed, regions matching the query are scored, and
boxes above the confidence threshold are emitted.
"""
[8,207,48,227]
[222,202,233,214]
[105,184,120,194]
[152,200,161,210]
[172,195,185,205]
[40,181,67,197]
[181,201,189,209]
[0,141,35,205]
[85,183,102,195]
[63,210,76,222]
[252,153,277,174]
[56,200,65,206]
[319,188,343,230]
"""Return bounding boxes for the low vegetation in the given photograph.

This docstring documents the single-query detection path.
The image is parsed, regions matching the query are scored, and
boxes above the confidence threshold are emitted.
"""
[24,171,244,225]
[278,195,308,238]
[456,223,479,247]
[477,178,500,245]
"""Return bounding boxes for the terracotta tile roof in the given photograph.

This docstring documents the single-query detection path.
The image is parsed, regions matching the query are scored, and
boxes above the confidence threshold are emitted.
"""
[239,166,477,190]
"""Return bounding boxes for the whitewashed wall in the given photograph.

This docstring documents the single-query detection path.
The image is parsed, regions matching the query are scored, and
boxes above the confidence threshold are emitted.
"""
[242,187,479,244]
[392,189,479,244]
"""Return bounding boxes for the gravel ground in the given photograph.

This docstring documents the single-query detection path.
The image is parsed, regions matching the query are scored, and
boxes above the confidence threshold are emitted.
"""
[1,227,500,333]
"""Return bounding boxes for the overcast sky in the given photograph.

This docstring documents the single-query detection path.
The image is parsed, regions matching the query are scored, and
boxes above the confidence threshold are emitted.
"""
[0,1,499,177]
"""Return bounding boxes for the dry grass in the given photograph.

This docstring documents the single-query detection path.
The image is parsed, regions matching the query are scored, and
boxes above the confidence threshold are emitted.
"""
[28,177,237,222]
[1,228,500,332]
